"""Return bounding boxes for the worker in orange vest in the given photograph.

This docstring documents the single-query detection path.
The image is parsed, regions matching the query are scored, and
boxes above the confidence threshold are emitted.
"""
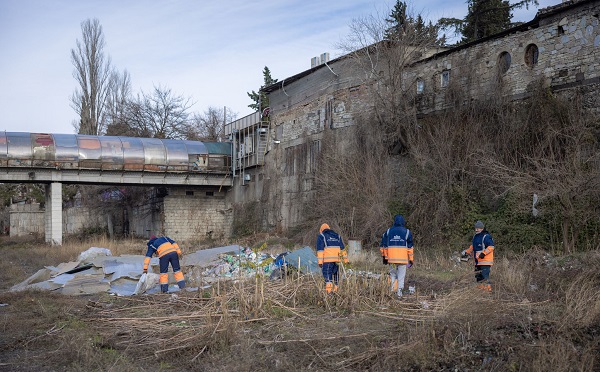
[462,220,495,291]
[380,215,414,298]
[316,223,349,293]
[143,235,186,293]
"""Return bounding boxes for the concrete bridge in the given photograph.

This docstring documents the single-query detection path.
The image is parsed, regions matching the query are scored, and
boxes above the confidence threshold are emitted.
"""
[0,132,233,244]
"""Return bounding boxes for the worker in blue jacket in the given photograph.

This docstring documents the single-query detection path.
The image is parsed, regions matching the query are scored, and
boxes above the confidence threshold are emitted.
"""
[380,215,414,298]
[316,223,349,293]
[462,220,495,291]
[143,235,186,293]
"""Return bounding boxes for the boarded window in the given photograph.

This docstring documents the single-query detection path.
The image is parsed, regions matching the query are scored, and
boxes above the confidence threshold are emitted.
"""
[498,51,511,74]
[525,44,539,67]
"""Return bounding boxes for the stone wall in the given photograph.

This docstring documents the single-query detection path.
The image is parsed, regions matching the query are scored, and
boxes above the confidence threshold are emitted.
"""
[253,0,600,233]
[9,203,108,238]
[406,0,600,114]
[9,203,44,237]
[163,188,232,242]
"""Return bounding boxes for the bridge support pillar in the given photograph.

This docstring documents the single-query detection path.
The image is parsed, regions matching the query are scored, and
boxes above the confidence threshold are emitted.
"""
[45,182,62,245]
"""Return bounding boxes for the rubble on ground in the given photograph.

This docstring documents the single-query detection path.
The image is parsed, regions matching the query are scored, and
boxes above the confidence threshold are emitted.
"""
[10,245,320,296]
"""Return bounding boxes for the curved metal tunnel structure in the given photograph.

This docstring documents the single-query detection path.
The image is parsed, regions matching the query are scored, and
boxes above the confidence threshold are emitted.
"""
[0,132,231,173]
[0,132,233,245]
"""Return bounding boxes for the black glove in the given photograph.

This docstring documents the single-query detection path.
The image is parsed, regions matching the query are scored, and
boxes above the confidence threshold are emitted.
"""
[478,252,485,259]
[408,260,414,267]
[382,256,388,265]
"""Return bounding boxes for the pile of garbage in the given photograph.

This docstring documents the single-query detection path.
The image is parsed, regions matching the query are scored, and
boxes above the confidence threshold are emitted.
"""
[10,245,320,296]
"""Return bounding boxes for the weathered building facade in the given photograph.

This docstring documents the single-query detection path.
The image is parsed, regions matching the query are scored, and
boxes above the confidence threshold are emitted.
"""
[227,0,600,233]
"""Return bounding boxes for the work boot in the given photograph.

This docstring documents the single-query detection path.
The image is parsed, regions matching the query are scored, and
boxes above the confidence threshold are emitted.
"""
[397,290,403,299]
[325,282,333,294]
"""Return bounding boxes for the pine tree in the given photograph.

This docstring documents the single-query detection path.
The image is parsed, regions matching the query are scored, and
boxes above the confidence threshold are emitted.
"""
[247,66,278,112]
[438,0,538,44]
[384,0,408,41]
[462,0,511,42]
[384,0,445,46]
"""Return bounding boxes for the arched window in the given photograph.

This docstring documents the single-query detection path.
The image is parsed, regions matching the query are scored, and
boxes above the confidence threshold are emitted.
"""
[498,51,511,74]
[416,78,424,94]
[525,44,539,67]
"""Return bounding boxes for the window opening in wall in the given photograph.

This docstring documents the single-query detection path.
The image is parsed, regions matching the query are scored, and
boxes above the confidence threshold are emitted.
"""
[498,51,511,74]
[416,79,424,94]
[441,70,450,88]
[205,191,214,196]
[558,25,565,35]
[186,191,194,196]
[524,44,539,67]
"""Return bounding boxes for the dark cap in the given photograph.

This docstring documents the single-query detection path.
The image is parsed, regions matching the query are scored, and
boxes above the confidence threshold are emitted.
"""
[474,220,484,229]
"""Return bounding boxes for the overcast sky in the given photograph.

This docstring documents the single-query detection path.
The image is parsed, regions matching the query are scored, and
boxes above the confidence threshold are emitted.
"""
[0,0,560,135]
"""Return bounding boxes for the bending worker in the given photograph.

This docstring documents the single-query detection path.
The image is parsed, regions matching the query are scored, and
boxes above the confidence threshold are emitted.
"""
[143,235,186,293]
[316,223,349,293]
[462,220,494,291]
[380,215,414,298]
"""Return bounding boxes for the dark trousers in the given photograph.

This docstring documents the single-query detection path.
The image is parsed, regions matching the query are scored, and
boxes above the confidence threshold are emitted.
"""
[475,265,491,283]
[159,252,183,293]
[322,262,339,284]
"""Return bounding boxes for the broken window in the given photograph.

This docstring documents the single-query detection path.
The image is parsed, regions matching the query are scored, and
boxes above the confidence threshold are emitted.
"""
[498,51,511,74]
[416,79,424,94]
[525,44,539,67]
[441,70,450,88]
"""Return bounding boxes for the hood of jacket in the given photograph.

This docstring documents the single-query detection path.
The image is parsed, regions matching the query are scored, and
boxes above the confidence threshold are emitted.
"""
[393,214,405,227]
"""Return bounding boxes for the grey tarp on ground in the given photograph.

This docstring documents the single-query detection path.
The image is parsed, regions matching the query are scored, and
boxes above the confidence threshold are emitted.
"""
[101,255,152,281]
[183,245,243,267]
[285,246,320,274]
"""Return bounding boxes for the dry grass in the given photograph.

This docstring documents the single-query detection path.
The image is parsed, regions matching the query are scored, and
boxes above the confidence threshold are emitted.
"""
[0,237,598,371]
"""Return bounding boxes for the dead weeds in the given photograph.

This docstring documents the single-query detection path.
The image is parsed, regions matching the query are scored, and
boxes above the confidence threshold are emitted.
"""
[0,238,598,371]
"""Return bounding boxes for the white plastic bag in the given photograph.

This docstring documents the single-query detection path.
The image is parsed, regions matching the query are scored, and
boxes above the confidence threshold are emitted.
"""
[78,247,112,262]
[133,273,160,295]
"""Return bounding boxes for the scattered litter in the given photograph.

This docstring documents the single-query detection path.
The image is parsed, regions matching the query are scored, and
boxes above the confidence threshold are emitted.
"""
[420,301,430,309]
[133,273,161,295]
[0,303,8,307]
[10,245,323,296]
[78,247,112,262]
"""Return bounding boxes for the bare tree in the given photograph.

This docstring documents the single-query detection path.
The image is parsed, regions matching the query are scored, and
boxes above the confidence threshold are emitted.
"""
[303,4,446,245]
[123,85,193,139]
[70,18,112,135]
[103,69,132,136]
[186,106,234,141]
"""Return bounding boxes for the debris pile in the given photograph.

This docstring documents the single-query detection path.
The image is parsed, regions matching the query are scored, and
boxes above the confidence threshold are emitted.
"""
[11,245,321,296]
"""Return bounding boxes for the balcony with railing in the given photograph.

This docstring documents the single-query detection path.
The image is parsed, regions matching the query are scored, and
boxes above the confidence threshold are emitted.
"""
[225,111,269,170]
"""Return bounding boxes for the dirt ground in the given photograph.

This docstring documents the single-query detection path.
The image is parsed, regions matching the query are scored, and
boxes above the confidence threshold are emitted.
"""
[0,236,598,371]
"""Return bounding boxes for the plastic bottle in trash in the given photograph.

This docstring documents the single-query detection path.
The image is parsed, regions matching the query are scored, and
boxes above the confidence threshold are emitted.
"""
[408,280,416,294]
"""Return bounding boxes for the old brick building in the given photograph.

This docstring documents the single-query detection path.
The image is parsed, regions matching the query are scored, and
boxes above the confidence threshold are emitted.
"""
[227,0,600,233]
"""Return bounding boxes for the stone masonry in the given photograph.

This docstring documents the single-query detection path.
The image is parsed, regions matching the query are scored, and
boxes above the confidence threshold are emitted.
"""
[254,0,600,233]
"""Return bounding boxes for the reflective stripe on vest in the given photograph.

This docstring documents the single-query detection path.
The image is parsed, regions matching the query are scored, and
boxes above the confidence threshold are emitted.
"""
[157,242,178,258]
[387,229,410,264]
[319,233,341,263]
